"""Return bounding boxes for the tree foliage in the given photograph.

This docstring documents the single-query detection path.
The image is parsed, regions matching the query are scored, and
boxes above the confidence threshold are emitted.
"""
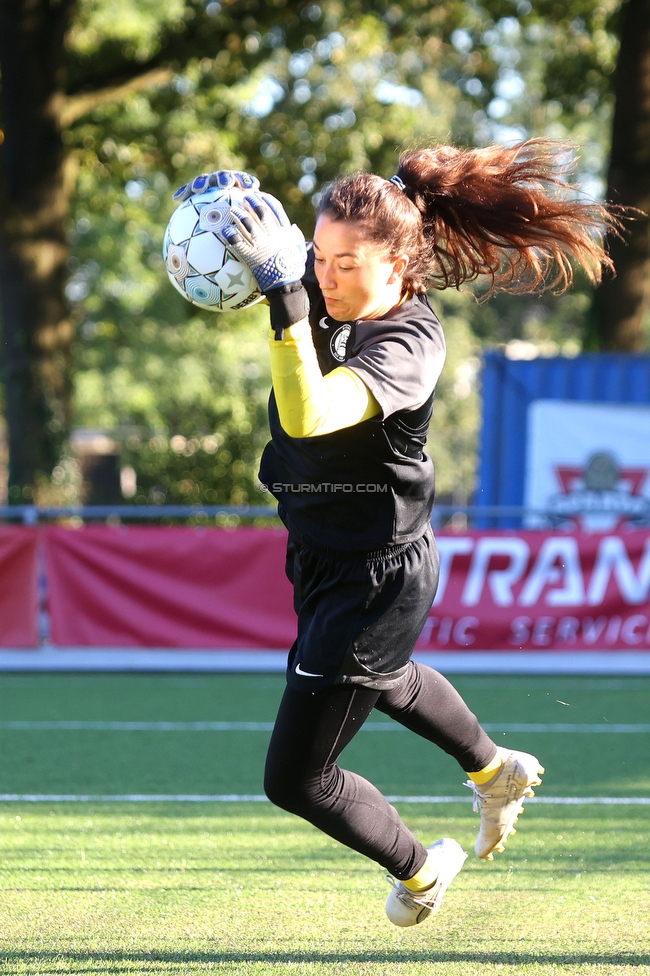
[0,0,315,499]
[1,0,645,510]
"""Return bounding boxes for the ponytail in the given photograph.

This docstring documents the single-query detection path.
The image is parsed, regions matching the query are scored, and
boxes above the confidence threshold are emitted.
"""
[319,140,622,296]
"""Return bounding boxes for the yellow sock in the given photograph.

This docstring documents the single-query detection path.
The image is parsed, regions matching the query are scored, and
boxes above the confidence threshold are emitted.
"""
[467,748,506,786]
[402,856,438,892]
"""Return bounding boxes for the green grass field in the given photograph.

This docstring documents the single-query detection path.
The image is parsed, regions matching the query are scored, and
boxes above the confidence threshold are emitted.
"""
[0,673,648,975]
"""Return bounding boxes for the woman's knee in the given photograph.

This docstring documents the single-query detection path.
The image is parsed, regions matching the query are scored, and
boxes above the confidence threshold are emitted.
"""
[264,763,314,813]
[263,764,290,809]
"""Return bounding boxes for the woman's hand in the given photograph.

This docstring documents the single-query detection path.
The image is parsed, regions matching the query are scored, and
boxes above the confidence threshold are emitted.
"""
[172,170,260,202]
[218,192,307,294]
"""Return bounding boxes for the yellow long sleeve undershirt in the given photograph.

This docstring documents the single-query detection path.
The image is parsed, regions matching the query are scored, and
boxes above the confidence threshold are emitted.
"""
[269,319,381,438]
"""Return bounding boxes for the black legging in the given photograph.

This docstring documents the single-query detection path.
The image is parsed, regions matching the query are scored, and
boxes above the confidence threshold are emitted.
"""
[264,660,496,880]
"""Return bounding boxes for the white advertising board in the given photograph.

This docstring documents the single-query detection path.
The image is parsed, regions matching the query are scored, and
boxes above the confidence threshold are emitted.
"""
[524,400,650,530]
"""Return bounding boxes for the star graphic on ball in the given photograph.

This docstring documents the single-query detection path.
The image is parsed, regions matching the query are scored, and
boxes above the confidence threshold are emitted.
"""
[226,268,247,288]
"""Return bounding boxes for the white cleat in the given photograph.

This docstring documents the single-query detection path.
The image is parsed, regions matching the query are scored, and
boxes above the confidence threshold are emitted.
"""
[385,838,467,927]
[465,749,545,859]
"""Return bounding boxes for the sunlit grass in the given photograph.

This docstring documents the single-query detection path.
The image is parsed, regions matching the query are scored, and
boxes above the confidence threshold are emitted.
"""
[0,802,648,975]
[0,673,648,974]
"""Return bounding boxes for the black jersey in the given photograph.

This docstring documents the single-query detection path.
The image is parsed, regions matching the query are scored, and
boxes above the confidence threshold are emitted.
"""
[258,249,446,550]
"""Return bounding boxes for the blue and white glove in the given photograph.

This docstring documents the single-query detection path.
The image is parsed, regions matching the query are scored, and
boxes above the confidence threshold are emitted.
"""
[220,192,307,293]
[173,169,260,202]
[220,193,309,336]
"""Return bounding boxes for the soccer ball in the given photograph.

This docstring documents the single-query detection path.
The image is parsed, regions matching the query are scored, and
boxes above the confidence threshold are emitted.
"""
[163,187,263,311]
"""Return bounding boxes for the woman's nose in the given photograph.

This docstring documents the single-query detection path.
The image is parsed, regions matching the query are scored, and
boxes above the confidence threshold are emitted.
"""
[320,265,336,290]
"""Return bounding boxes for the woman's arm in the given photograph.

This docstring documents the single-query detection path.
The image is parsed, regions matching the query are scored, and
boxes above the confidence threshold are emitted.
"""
[270,319,381,438]
[187,189,377,433]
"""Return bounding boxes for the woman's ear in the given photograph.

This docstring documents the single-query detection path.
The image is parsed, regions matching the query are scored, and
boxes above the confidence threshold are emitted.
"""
[389,253,409,283]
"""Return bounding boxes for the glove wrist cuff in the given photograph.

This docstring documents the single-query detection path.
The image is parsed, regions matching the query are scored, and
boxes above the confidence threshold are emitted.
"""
[265,283,310,339]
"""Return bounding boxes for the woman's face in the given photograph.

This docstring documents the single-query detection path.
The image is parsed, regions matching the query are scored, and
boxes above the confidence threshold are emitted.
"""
[312,214,408,322]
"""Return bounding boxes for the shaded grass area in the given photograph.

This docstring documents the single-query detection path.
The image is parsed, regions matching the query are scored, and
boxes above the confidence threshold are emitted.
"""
[0,673,648,797]
[0,802,649,975]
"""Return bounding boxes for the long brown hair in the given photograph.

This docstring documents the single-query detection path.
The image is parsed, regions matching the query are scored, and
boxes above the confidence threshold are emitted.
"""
[318,140,622,296]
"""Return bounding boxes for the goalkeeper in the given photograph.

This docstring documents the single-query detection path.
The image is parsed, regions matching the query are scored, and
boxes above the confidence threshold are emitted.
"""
[176,143,617,926]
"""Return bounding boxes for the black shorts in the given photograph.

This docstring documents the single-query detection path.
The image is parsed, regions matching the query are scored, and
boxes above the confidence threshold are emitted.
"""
[284,524,440,692]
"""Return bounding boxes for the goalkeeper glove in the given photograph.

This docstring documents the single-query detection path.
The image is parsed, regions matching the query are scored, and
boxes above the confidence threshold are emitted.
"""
[218,193,309,336]
[219,192,307,291]
[173,170,260,202]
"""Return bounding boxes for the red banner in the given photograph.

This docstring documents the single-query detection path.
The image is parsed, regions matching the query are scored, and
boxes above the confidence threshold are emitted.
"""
[44,525,294,648]
[42,526,650,652]
[0,528,39,647]
[417,530,650,651]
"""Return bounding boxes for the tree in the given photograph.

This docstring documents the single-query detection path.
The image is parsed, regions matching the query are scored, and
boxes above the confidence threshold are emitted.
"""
[0,0,78,500]
[438,0,649,351]
[0,0,309,500]
[591,0,650,350]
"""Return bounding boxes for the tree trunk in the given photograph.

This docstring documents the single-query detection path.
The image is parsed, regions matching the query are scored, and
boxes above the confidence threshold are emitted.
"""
[592,0,650,351]
[0,0,75,499]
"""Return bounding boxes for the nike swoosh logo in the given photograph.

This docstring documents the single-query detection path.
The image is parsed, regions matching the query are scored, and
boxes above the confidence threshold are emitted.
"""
[295,662,324,678]
[319,316,329,329]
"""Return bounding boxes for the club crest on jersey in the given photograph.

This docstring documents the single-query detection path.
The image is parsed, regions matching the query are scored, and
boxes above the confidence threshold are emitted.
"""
[330,324,352,362]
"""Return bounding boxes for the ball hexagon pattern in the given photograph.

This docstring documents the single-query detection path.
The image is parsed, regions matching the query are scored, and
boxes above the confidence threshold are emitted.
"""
[162,187,262,311]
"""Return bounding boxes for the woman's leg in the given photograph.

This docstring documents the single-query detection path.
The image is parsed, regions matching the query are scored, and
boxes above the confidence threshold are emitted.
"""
[375,661,497,773]
[376,662,545,862]
[264,682,429,881]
